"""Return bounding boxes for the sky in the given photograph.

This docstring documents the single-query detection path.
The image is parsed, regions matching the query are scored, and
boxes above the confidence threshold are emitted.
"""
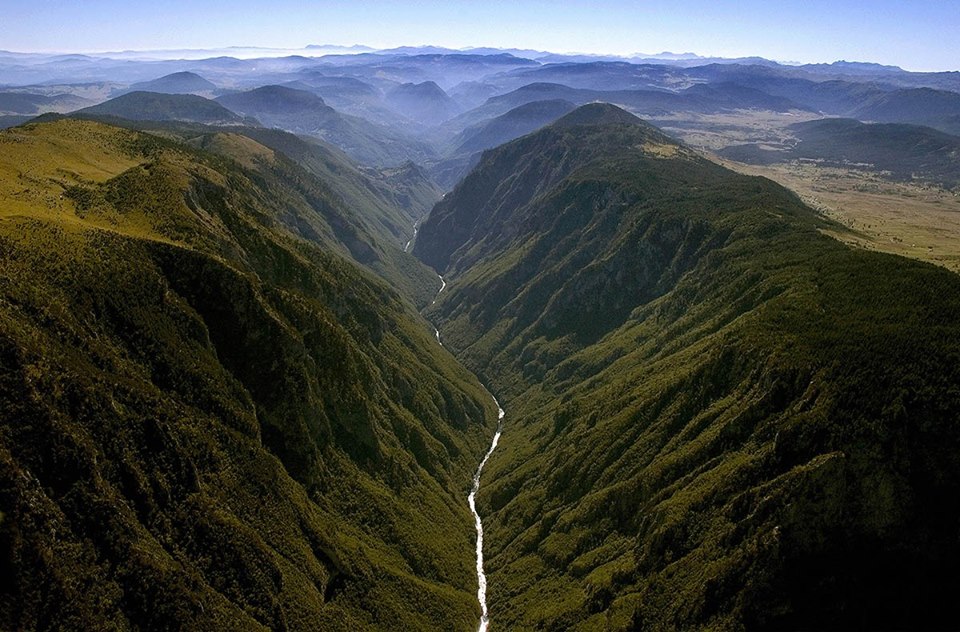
[3,0,959,72]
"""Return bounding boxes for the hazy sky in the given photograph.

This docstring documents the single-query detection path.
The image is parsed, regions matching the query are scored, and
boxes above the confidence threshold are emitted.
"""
[4,0,959,71]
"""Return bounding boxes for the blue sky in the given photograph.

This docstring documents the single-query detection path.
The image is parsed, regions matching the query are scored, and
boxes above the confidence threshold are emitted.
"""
[4,0,958,71]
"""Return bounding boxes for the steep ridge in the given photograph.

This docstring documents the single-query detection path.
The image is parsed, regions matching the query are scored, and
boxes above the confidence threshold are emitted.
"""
[415,103,960,629]
[429,99,579,190]
[188,127,443,304]
[452,99,578,156]
[0,119,499,630]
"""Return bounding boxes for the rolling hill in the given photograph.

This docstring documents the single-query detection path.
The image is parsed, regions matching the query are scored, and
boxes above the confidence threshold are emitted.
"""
[124,71,218,95]
[415,103,960,630]
[851,87,960,135]
[0,90,91,115]
[75,91,249,125]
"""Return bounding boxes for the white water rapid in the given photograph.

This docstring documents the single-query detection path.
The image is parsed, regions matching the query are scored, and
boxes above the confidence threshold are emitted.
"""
[468,398,504,632]
[432,275,446,304]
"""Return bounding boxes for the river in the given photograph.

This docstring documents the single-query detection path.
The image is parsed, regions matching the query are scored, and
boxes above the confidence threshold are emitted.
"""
[468,398,504,632]
[427,271,502,631]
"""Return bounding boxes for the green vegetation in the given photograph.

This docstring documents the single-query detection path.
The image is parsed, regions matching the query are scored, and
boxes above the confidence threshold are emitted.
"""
[44,114,444,307]
[416,104,960,629]
[430,99,578,189]
[0,118,498,630]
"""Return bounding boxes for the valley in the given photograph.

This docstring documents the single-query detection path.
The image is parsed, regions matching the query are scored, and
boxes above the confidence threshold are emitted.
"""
[2,36,960,632]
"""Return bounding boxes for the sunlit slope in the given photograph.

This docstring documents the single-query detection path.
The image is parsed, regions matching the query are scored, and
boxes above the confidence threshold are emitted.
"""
[416,104,960,629]
[0,119,498,631]
[51,112,442,305]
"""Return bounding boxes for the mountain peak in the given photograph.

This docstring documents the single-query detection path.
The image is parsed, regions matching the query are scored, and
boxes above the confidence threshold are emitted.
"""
[551,102,643,128]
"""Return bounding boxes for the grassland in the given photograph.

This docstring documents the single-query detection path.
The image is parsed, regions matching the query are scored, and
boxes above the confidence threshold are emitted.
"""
[715,158,960,273]
[656,110,960,274]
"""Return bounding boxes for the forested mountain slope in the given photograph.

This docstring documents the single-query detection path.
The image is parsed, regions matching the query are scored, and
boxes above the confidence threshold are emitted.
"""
[0,118,497,631]
[415,103,960,630]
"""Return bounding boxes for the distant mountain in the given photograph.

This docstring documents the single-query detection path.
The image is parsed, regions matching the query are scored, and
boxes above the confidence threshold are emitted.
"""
[852,87,960,134]
[676,67,960,133]
[385,81,462,126]
[720,117,960,186]
[453,99,577,155]
[480,82,593,116]
[681,82,807,112]
[415,103,960,630]
[76,91,249,125]
[310,53,539,90]
[442,80,811,142]
[429,99,579,189]
[0,90,91,115]
[218,84,330,116]
[497,61,682,91]
[0,114,30,128]
[216,85,436,166]
[447,81,505,110]
[294,74,381,102]
[800,60,906,75]
[125,71,217,95]
[285,75,420,133]
[304,43,375,53]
